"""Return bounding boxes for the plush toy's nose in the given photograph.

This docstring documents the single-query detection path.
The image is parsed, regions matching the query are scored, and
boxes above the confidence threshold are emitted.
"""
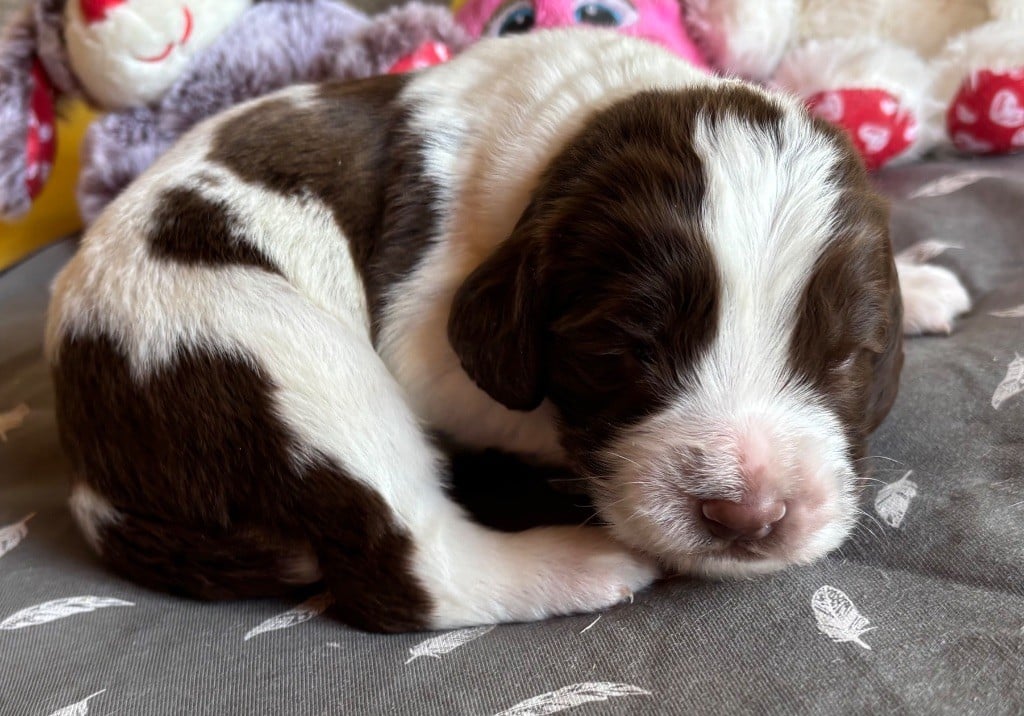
[80,0,128,24]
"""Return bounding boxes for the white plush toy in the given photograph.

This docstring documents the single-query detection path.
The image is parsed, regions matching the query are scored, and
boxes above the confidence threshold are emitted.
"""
[689,0,1024,169]
[65,0,252,109]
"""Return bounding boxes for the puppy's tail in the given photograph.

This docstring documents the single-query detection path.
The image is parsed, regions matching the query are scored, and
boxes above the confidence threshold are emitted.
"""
[70,483,321,600]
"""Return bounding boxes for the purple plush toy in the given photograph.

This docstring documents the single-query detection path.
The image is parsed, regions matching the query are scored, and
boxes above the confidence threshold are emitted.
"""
[0,0,469,225]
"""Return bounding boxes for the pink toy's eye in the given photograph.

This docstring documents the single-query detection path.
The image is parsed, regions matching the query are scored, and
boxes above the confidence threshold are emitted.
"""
[80,0,128,24]
[572,0,637,28]
[486,0,536,37]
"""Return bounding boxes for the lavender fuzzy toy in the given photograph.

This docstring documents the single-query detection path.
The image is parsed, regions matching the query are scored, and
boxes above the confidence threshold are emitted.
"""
[0,0,469,225]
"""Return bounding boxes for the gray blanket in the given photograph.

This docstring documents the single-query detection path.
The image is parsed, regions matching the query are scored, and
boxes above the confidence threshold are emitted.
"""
[1,156,1022,715]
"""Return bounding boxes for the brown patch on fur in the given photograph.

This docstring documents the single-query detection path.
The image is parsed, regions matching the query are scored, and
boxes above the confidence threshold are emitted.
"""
[148,187,280,273]
[450,87,787,467]
[790,119,903,460]
[53,333,431,633]
[207,75,442,340]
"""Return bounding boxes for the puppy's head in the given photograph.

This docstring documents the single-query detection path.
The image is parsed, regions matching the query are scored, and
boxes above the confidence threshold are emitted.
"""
[449,85,902,577]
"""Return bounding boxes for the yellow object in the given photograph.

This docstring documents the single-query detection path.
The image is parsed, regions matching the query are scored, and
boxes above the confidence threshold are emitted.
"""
[0,102,94,271]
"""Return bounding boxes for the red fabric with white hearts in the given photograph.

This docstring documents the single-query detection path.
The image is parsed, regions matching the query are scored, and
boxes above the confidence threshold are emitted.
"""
[806,88,917,171]
[947,69,1024,155]
[25,60,57,201]
[387,41,452,75]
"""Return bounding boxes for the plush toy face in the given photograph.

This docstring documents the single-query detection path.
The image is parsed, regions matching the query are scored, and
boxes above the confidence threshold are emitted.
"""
[454,0,707,68]
[64,0,252,109]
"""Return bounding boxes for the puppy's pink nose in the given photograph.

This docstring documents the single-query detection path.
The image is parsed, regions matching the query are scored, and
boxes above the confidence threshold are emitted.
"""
[701,496,786,541]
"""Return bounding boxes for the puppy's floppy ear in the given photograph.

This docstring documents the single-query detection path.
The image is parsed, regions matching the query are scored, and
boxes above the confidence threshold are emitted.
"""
[866,256,904,432]
[448,211,547,412]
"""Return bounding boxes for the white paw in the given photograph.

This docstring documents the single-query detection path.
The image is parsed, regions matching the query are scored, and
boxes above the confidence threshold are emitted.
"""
[422,524,658,629]
[544,527,659,614]
[896,258,971,335]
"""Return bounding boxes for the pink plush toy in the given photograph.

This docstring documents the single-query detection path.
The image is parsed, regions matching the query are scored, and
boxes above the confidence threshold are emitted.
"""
[452,0,707,69]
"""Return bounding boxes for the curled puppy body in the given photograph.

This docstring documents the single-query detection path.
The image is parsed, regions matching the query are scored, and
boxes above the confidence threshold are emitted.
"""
[47,29,969,632]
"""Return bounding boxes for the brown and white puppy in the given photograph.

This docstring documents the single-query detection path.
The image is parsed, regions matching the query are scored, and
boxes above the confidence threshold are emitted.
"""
[46,29,970,633]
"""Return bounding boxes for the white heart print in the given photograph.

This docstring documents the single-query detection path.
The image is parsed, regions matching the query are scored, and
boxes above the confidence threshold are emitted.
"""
[815,92,844,122]
[989,89,1024,127]
[879,98,898,116]
[858,123,891,154]
[954,131,994,152]
[955,103,978,124]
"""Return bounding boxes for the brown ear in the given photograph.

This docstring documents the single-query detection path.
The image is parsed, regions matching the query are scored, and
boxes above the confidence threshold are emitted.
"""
[866,259,904,432]
[447,220,547,411]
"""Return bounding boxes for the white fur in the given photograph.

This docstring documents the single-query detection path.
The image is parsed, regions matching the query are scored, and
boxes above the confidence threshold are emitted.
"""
[594,102,860,577]
[47,30,966,627]
[68,483,121,554]
[896,260,974,335]
[378,29,716,460]
[49,32,684,628]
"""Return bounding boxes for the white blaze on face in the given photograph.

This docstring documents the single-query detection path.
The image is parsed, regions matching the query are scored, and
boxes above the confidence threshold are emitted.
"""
[597,108,861,577]
[65,0,252,109]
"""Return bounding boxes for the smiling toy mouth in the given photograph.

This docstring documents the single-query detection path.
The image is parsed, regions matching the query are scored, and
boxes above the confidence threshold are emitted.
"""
[136,6,193,63]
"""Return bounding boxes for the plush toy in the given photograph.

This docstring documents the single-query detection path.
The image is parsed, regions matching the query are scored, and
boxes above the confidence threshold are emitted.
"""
[0,0,469,225]
[453,0,707,69]
[687,0,1024,170]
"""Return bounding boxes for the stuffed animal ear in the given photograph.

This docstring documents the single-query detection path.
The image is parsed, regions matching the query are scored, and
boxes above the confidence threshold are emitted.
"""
[0,7,60,219]
[447,211,549,412]
[684,0,798,80]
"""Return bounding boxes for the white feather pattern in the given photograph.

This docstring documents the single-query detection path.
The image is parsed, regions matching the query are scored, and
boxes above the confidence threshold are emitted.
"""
[812,586,875,650]
[895,240,960,264]
[0,597,134,630]
[989,304,1024,318]
[494,682,652,715]
[48,690,106,716]
[243,592,333,641]
[0,513,34,559]
[908,170,1006,199]
[992,354,1024,409]
[0,403,30,441]
[405,625,494,664]
[874,472,918,528]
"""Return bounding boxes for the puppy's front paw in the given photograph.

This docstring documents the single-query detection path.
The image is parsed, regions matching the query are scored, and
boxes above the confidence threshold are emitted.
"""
[545,528,658,613]
[895,246,971,335]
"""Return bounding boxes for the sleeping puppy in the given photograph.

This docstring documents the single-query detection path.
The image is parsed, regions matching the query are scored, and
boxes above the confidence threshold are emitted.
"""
[47,29,970,632]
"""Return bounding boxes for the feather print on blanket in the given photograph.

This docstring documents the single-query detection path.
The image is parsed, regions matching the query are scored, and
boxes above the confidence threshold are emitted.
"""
[896,240,959,265]
[992,354,1024,409]
[907,170,1009,199]
[243,592,334,641]
[0,513,34,560]
[47,690,106,716]
[0,597,134,630]
[493,683,652,715]
[405,626,495,664]
[0,403,30,441]
[874,472,918,528]
[811,586,875,650]
[989,304,1024,318]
